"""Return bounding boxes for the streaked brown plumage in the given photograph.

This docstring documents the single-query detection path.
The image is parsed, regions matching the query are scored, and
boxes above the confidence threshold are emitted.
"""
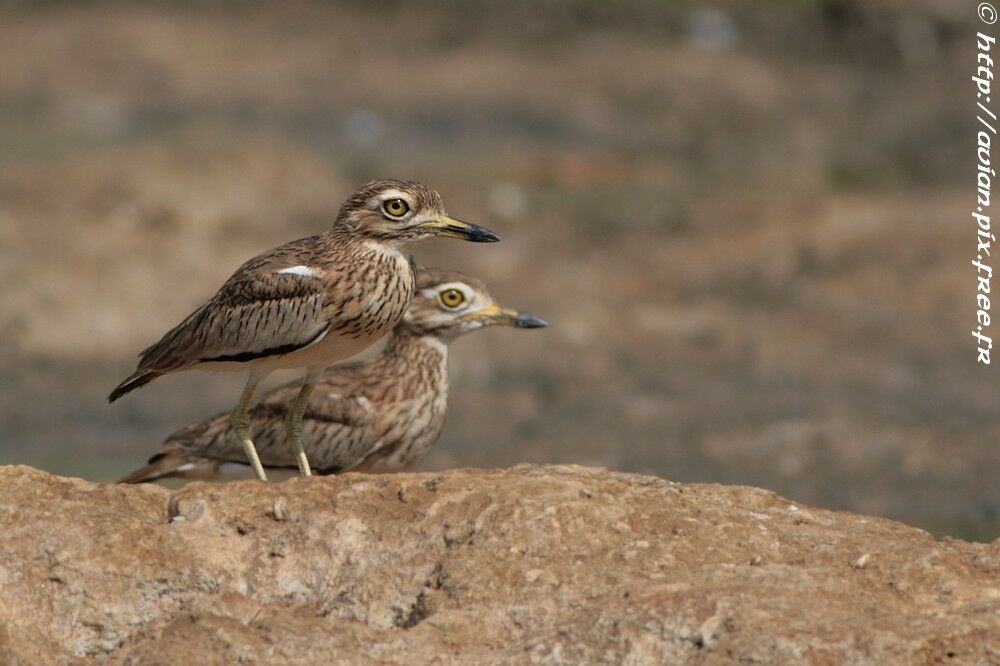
[119,268,547,483]
[109,180,499,480]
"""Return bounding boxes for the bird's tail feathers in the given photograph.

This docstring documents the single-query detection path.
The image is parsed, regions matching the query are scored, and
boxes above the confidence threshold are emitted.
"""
[108,370,164,403]
[118,445,220,484]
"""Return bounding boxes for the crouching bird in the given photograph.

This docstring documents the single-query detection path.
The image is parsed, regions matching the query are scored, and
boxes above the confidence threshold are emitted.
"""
[119,268,547,483]
[109,180,499,481]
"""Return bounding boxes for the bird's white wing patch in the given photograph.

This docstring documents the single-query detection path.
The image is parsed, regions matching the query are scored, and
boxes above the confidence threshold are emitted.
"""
[277,265,321,277]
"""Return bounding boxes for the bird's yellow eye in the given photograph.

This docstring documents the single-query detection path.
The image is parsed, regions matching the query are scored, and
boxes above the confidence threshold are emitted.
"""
[439,288,466,309]
[382,198,410,218]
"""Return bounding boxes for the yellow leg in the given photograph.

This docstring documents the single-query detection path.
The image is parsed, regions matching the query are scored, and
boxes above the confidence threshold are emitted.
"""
[284,370,320,477]
[230,374,267,481]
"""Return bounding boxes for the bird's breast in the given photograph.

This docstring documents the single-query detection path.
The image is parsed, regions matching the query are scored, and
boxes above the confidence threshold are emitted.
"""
[327,249,414,340]
[266,244,414,370]
[365,384,448,472]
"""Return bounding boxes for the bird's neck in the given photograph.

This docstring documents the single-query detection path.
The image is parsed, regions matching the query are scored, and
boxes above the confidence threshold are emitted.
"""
[362,328,449,404]
[382,328,450,368]
[376,326,448,390]
[327,227,406,254]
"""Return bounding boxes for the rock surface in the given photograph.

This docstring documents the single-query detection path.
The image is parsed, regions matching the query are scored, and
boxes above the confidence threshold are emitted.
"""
[0,465,997,664]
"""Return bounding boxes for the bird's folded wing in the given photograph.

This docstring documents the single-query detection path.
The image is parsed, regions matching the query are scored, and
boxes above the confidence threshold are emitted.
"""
[304,392,374,428]
[137,265,331,370]
[255,384,374,428]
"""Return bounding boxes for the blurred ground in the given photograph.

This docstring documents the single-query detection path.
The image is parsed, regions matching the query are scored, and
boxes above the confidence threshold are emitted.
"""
[0,2,993,539]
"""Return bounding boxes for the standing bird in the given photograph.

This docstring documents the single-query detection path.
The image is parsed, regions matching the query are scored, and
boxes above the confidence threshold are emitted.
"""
[109,180,499,481]
[119,268,547,483]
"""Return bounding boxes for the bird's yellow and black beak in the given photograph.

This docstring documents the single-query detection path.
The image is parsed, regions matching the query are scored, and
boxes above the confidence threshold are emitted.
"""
[417,216,500,243]
[469,304,549,328]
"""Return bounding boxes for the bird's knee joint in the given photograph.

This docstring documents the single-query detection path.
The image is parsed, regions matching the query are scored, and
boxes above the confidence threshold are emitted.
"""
[230,412,250,433]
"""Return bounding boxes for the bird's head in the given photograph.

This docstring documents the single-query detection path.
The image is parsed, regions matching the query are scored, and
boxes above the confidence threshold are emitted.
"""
[333,179,499,244]
[400,267,548,340]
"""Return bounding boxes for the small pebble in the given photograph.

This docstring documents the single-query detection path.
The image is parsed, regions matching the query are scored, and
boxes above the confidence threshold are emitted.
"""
[851,553,871,570]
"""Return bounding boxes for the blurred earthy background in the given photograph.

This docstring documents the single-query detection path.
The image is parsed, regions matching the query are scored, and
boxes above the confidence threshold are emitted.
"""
[0,1,991,538]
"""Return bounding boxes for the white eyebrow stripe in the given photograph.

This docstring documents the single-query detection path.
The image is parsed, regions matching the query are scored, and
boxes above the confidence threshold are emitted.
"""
[379,189,408,201]
[277,265,321,277]
[423,282,474,299]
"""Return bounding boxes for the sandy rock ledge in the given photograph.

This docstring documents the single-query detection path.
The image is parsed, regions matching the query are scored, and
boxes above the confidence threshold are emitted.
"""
[0,464,997,664]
